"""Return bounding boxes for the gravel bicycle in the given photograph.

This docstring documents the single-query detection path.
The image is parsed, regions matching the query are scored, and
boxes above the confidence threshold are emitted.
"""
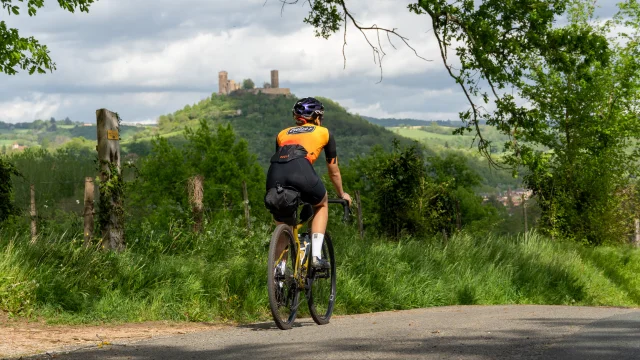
[267,199,350,330]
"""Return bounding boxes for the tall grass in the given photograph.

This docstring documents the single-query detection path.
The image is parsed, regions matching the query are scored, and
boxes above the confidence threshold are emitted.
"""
[1,219,639,324]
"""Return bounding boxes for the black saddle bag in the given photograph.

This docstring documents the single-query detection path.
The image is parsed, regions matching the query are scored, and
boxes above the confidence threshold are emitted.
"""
[264,184,300,224]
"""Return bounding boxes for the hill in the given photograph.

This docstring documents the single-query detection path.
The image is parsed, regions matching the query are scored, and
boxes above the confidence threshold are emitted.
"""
[361,115,468,128]
[0,119,150,151]
[151,92,419,168]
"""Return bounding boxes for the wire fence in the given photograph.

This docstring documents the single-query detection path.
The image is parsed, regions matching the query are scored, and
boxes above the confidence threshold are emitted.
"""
[11,174,254,241]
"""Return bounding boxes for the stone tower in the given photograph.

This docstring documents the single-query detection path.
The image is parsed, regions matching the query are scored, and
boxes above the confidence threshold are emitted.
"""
[270,70,279,89]
[219,71,229,95]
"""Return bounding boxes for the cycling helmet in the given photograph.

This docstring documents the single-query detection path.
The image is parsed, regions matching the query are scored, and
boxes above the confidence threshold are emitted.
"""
[292,97,324,124]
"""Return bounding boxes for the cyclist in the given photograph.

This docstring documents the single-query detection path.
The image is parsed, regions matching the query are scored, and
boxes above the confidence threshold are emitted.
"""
[265,97,352,269]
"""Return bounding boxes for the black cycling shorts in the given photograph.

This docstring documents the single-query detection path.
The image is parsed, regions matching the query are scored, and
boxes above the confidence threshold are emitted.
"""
[266,157,327,207]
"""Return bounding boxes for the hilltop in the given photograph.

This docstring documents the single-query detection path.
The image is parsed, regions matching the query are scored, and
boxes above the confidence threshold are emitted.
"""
[151,92,418,167]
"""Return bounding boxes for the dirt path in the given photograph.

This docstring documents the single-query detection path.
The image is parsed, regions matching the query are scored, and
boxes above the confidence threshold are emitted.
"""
[0,312,224,359]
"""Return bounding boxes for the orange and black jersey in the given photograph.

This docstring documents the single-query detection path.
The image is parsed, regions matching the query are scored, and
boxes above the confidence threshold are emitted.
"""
[275,124,337,165]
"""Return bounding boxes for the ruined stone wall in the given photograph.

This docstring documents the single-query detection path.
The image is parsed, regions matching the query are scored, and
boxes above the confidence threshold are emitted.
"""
[249,88,291,95]
[233,88,292,96]
[218,71,228,95]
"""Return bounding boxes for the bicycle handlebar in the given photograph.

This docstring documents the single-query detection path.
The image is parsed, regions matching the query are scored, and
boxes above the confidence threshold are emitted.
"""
[328,198,351,222]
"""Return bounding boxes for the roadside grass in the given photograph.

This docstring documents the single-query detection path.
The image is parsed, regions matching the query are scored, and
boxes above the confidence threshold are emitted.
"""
[1,220,639,325]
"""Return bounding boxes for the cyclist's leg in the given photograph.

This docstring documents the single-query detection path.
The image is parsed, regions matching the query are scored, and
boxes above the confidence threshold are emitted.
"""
[266,162,295,263]
[311,193,328,235]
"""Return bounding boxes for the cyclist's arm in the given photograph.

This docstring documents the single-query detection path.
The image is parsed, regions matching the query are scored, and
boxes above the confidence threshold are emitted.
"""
[327,162,345,197]
[325,131,351,204]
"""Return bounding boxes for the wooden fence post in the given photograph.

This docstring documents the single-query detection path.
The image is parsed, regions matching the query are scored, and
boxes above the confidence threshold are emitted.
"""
[189,175,204,232]
[242,181,251,229]
[96,109,124,251]
[355,190,363,240]
[84,177,94,246]
[30,184,36,243]
[522,194,528,241]
[634,218,640,247]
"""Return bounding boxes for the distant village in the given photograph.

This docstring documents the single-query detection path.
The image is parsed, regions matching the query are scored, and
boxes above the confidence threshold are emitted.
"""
[482,188,533,207]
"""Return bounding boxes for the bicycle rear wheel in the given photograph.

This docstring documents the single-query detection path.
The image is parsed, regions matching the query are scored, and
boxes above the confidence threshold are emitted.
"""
[307,233,336,325]
[267,224,300,330]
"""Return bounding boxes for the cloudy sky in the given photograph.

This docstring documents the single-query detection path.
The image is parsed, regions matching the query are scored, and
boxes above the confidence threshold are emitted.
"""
[0,0,618,124]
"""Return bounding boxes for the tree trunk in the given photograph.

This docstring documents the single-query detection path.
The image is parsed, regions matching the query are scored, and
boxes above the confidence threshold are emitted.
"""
[189,175,204,232]
[30,184,36,243]
[242,181,251,230]
[96,109,124,251]
[84,177,95,246]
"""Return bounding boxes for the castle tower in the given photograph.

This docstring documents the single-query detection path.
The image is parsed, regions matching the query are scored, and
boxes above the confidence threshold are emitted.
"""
[270,70,279,89]
[219,71,229,94]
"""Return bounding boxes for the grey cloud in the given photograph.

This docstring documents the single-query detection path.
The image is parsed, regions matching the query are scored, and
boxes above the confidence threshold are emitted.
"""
[5,0,307,47]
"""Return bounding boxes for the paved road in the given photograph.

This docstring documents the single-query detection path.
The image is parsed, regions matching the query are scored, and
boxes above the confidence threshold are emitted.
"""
[25,305,640,359]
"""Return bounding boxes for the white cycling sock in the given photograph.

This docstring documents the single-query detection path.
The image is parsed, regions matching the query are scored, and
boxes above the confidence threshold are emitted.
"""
[312,233,324,259]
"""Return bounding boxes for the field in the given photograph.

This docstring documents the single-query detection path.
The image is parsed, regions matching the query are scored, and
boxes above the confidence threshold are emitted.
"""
[389,125,511,153]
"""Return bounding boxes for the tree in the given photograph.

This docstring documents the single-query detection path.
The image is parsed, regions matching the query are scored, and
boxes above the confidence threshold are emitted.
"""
[1,0,97,75]
[294,0,640,244]
[242,79,255,89]
[0,156,21,222]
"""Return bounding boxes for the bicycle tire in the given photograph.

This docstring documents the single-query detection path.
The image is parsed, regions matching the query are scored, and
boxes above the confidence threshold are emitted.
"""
[307,232,336,325]
[267,224,300,330]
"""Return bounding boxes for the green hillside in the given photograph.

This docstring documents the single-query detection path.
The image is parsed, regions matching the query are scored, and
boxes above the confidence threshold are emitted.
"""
[0,119,150,150]
[152,92,418,168]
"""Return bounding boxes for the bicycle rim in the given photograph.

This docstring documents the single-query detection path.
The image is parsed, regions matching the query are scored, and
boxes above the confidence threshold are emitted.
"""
[267,224,299,330]
[308,233,336,325]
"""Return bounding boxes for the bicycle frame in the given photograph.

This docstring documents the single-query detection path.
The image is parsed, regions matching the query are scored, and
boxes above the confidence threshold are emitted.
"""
[276,199,349,289]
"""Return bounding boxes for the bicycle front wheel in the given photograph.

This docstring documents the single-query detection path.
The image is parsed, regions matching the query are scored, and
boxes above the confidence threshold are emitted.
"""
[307,233,336,325]
[267,224,300,330]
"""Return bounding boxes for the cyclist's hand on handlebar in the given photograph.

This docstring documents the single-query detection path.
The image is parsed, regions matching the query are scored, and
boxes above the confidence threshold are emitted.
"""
[341,193,352,207]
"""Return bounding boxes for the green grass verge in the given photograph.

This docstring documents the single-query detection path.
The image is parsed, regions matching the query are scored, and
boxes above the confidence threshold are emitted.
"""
[1,221,638,325]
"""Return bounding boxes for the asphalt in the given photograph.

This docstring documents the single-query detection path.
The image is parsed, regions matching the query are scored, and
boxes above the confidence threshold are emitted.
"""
[23,305,640,359]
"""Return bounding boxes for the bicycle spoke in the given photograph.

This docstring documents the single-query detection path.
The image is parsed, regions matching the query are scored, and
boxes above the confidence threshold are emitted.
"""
[268,224,300,330]
[308,233,336,325]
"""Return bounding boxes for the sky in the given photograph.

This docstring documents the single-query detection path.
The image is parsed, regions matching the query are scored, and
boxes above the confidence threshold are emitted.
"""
[0,0,619,124]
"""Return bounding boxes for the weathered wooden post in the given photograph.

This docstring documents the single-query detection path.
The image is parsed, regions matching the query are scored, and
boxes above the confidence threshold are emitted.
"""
[83,177,95,246]
[30,184,36,243]
[96,109,124,251]
[189,175,204,232]
[355,190,364,240]
[242,181,251,229]
[522,194,528,241]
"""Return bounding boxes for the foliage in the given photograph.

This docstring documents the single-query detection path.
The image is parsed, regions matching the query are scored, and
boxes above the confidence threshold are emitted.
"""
[515,3,640,244]
[1,224,640,323]
[337,141,493,238]
[128,119,266,236]
[0,0,97,75]
[299,0,640,244]
[242,78,255,89]
[96,161,125,249]
[0,156,21,222]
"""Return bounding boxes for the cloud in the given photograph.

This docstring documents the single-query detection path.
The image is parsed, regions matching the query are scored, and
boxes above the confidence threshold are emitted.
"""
[0,0,462,123]
[0,94,64,123]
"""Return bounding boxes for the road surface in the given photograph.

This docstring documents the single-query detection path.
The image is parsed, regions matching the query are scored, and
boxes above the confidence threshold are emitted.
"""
[22,305,640,359]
